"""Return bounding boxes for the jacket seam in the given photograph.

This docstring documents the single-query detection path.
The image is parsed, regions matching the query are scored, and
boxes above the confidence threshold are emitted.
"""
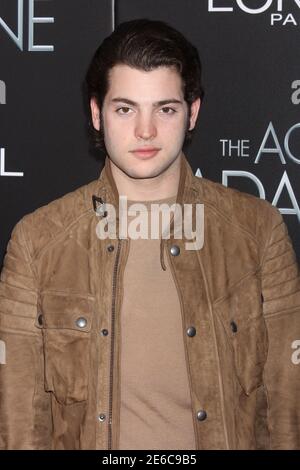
[262,260,297,277]
[19,221,38,285]
[0,300,37,313]
[261,371,272,449]
[259,210,280,269]
[38,289,96,300]
[196,248,230,449]
[0,277,38,294]
[263,248,292,263]
[262,273,299,291]
[263,303,300,319]
[266,234,286,249]
[213,267,261,306]
[191,177,270,245]
[19,220,48,449]
[29,208,94,263]
[196,198,260,246]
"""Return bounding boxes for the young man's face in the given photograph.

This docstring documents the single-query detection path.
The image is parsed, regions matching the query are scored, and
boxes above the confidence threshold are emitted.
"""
[90,64,200,180]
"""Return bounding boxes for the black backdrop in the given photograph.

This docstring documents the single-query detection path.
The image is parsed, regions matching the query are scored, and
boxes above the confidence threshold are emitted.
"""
[1,0,299,266]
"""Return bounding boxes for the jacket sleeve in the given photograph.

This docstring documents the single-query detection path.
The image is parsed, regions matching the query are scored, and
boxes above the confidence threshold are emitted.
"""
[261,206,300,449]
[0,219,52,449]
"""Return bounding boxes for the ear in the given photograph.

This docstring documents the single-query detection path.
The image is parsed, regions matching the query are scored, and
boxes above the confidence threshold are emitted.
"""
[188,97,201,131]
[90,97,101,131]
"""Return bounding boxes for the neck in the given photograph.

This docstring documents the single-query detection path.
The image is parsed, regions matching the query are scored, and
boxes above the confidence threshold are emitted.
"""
[108,152,182,201]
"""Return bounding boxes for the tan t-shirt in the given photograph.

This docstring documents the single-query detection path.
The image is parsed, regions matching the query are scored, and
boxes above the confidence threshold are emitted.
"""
[118,195,196,450]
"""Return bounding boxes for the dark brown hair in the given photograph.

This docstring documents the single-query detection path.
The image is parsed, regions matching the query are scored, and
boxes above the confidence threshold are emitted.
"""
[84,18,204,156]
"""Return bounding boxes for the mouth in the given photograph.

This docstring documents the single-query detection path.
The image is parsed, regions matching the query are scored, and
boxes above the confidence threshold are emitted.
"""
[131,148,161,159]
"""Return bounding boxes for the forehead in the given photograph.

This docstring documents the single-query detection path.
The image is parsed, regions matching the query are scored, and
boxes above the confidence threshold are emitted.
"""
[106,64,184,99]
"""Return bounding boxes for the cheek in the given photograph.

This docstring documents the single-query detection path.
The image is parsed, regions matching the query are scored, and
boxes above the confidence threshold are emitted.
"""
[154,117,187,140]
[104,116,130,141]
[164,115,188,137]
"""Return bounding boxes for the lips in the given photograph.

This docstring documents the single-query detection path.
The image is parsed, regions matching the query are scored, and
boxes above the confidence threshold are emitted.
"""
[131,148,160,159]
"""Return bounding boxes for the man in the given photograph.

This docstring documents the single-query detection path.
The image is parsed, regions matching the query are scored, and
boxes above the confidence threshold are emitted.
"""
[0,18,299,450]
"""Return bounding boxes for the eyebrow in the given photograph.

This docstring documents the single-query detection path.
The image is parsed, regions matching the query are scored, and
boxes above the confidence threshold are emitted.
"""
[110,97,183,107]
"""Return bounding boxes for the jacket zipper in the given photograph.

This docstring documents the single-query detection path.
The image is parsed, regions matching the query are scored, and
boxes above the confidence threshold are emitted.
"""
[107,238,122,450]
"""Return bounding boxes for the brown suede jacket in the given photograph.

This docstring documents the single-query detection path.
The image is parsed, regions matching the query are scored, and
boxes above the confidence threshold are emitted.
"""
[0,154,300,450]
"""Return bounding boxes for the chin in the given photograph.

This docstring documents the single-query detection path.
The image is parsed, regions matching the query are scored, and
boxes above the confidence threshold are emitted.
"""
[126,169,159,180]
[121,162,162,180]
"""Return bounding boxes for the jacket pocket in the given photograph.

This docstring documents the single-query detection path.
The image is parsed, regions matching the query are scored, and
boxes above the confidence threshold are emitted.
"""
[35,292,94,405]
[215,273,268,395]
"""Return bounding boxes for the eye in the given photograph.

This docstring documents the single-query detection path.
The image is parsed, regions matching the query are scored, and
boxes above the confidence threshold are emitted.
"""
[159,107,177,114]
[116,107,132,115]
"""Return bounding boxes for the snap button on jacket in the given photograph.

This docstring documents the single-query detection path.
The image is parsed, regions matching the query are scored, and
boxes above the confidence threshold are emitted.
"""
[0,154,300,450]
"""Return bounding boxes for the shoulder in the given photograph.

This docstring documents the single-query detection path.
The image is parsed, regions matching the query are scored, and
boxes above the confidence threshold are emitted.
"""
[10,178,99,260]
[191,174,281,239]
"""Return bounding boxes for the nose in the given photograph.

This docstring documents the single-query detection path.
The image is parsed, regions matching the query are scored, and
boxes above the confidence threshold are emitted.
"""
[134,111,157,140]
